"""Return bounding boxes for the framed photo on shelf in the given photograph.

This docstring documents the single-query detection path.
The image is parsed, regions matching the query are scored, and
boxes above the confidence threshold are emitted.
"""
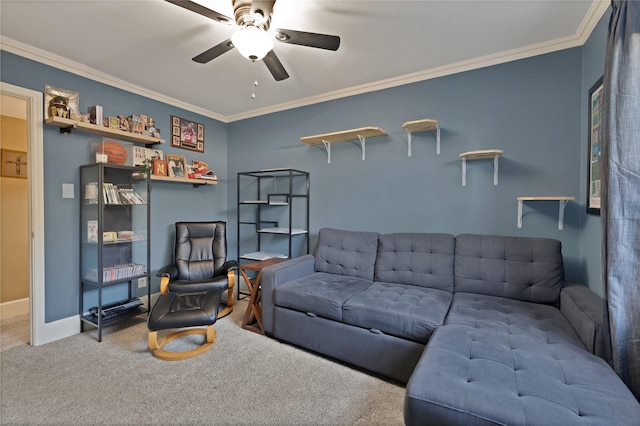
[1,149,27,178]
[152,159,168,177]
[166,154,187,178]
[170,115,205,153]
[587,76,603,215]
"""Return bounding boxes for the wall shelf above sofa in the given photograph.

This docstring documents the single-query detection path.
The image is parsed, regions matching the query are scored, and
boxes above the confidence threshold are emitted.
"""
[402,119,440,156]
[459,149,503,186]
[517,196,575,230]
[301,126,386,164]
[45,116,164,145]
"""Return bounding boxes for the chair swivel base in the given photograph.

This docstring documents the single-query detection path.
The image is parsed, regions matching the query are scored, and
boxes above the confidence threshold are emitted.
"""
[148,325,217,361]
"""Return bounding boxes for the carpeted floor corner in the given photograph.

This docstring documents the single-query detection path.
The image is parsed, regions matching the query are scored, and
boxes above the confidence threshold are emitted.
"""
[0,300,405,425]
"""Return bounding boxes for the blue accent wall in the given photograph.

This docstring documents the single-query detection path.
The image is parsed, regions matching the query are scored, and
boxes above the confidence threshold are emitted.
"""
[228,48,586,280]
[1,10,609,323]
[579,13,608,297]
[1,51,229,322]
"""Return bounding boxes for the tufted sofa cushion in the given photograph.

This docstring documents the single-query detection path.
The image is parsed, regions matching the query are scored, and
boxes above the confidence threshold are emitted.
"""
[375,233,455,292]
[405,323,640,425]
[314,228,379,280]
[342,282,452,343]
[274,272,372,321]
[445,292,584,347]
[455,234,564,305]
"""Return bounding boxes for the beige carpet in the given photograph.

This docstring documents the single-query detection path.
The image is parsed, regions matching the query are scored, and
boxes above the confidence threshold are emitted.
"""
[0,300,405,425]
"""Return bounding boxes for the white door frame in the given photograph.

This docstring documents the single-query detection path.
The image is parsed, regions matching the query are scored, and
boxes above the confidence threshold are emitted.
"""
[1,82,46,346]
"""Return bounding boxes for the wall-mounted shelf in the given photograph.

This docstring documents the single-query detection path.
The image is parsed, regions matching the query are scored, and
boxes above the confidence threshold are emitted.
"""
[459,149,503,186]
[517,196,575,230]
[402,119,440,156]
[150,175,217,186]
[301,126,386,164]
[45,116,164,145]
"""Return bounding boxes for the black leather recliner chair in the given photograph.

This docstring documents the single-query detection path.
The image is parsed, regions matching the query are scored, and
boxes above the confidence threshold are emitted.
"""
[157,221,237,318]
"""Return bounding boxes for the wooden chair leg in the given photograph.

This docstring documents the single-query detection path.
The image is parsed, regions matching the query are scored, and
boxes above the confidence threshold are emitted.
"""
[217,271,235,319]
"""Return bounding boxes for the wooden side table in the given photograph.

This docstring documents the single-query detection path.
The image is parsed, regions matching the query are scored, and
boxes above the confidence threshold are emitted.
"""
[240,257,289,334]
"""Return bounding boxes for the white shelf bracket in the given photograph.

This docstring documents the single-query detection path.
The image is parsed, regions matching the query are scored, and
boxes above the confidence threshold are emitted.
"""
[461,158,467,186]
[321,140,331,164]
[558,200,568,230]
[493,155,499,185]
[350,134,366,160]
[406,130,413,157]
[517,200,524,228]
[436,125,441,155]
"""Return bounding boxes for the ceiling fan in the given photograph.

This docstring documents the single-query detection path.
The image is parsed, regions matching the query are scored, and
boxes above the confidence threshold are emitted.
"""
[166,0,341,82]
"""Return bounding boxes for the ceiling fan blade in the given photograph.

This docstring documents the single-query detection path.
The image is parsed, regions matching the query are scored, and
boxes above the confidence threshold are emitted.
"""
[165,0,233,25]
[192,39,234,63]
[263,50,289,81]
[274,29,340,51]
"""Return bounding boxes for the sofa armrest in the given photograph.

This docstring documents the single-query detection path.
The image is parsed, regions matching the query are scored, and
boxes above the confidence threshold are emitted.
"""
[261,255,316,335]
[560,282,607,359]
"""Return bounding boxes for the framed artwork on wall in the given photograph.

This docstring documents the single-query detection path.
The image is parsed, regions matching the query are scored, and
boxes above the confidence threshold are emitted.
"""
[170,115,205,153]
[1,149,28,178]
[587,76,603,215]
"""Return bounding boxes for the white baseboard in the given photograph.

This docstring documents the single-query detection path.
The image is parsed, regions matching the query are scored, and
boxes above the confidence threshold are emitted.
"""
[42,314,81,345]
[0,298,29,320]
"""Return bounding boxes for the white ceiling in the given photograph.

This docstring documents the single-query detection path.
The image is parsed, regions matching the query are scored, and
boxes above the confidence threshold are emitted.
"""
[0,0,608,122]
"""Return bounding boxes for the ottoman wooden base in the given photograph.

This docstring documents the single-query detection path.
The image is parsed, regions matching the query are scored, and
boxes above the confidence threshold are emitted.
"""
[148,325,217,361]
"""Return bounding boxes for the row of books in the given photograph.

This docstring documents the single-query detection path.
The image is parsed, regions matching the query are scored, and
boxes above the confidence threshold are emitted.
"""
[84,263,145,282]
[85,182,146,205]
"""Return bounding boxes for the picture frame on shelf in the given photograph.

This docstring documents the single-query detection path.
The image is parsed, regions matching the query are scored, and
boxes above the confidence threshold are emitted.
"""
[170,115,205,153]
[1,149,27,178]
[166,154,187,178]
[152,159,168,177]
[587,76,603,215]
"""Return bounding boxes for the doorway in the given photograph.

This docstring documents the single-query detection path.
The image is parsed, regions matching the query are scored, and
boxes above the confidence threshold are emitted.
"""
[0,83,45,346]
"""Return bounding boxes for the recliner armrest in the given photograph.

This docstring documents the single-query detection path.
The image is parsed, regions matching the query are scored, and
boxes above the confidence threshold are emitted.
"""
[560,282,607,359]
[157,264,179,280]
[221,260,238,274]
[260,255,316,335]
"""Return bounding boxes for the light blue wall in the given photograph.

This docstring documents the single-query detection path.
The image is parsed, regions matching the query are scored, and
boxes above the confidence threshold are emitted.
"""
[579,12,609,297]
[1,51,229,322]
[228,48,588,284]
[1,10,609,323]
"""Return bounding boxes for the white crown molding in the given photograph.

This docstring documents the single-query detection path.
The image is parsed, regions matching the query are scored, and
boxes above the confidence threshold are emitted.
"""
[1,0,609,124]
[226,2,610,122]
[0,37,228,123]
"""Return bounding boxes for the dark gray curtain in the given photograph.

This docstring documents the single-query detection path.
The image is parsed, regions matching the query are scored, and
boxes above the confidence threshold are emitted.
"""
[601,0,640,400]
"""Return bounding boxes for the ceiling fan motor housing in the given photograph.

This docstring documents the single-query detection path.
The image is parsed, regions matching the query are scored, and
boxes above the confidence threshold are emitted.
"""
[232,0,273,30]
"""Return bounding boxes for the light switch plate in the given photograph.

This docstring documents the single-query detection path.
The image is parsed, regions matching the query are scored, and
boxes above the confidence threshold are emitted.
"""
[62,183,74,198]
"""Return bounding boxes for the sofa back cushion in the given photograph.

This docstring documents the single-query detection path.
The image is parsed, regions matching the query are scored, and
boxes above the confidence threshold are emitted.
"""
[314,228,379,280]
[454,234,564,304]
[375,233,455,292]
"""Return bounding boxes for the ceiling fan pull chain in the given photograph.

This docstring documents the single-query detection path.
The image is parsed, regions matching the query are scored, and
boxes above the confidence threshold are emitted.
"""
[251,60,258,99]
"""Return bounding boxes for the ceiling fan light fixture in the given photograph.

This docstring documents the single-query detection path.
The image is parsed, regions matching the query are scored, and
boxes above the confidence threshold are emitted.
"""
[231,25,274,61]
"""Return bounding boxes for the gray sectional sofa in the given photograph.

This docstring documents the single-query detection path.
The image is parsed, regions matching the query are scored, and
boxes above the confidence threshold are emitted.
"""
[260,228,640,425]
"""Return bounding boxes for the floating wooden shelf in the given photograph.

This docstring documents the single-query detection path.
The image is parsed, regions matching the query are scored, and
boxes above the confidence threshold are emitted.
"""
[301,126,387,163]
[459,149,503,186]
[402,119,440,156]
[150,175,217,186]
[517,196,575,230]
[45,116,164,145]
